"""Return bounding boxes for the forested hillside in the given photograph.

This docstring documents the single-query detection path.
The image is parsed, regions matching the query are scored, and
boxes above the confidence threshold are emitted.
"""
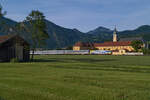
[0,17,150,49]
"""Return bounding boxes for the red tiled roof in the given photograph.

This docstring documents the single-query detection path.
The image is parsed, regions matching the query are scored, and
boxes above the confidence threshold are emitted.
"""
[74,42,94,47]
[0,35,12,44]
[94,41,132,47]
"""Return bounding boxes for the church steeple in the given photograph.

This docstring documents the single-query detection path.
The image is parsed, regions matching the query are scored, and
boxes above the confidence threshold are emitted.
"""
[113,26,117,42]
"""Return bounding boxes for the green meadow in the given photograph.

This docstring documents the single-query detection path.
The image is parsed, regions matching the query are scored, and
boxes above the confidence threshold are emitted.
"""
[0,55,150,100]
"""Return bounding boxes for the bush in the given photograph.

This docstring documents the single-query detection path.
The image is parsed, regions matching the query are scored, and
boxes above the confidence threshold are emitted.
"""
[91,48,99,50]
[10,58,19,63]
[142,48,150,55]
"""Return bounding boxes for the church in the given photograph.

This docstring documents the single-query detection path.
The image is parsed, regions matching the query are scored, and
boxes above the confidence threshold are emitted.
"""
[73,27,144,53]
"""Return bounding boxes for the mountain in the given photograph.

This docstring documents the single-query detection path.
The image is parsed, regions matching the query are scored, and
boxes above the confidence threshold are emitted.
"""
[0,17,17,35]
[0,17,150,49]
[87,26,113,35]
[44,20,85,49]
[118,25,150,41]
[0,17,85,49]
[86,26,113,42]
[86,25,150,42]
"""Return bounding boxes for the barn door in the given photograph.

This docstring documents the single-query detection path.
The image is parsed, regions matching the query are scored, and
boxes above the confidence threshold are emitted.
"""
[16,44,23,61]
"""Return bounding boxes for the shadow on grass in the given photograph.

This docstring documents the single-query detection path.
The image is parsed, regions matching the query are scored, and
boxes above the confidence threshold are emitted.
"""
[33,58,117,63]
[51,64,150,73]
[0,97,5,100]
[33,59,59,62]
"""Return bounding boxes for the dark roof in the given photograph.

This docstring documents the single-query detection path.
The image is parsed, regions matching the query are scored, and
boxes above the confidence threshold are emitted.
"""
[0,35,29,45]
[0,35,14,44]
[94,41,132,47]
[119,37,143,42]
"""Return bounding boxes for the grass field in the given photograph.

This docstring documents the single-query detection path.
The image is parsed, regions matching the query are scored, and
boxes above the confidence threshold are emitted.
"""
[0,55,150,100]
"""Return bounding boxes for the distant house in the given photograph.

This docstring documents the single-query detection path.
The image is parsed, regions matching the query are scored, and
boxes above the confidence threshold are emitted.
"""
[0,35,30,62]
[73,27,145,53]
[73,42,94,50]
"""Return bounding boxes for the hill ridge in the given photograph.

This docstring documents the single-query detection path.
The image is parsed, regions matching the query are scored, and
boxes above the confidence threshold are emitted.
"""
[0,17,150,49]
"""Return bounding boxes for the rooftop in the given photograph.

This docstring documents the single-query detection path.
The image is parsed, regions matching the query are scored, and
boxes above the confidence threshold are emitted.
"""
[74,42,94,47]
[94,41,132,47]
[74,41,132,47]
[0,35,13,44]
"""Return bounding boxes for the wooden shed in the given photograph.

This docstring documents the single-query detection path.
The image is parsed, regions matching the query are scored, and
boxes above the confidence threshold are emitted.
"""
[0,35,30,62]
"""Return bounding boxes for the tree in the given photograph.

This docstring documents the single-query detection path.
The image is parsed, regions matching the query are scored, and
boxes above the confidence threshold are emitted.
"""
[0,4,7,28]
[66,46,73,50]
[142,48,150,55]
[23,10,49,61]
[0,4,6,18]
[131,40,143,52]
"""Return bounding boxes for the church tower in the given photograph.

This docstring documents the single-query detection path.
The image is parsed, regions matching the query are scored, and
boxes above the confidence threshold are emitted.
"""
[113,27,118,42]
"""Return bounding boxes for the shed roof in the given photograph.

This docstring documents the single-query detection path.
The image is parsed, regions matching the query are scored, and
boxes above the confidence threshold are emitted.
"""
[0,34,29,45]
[0,35,13,44]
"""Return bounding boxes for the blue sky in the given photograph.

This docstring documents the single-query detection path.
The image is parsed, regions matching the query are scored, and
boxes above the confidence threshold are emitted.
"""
[1,0,150,32]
